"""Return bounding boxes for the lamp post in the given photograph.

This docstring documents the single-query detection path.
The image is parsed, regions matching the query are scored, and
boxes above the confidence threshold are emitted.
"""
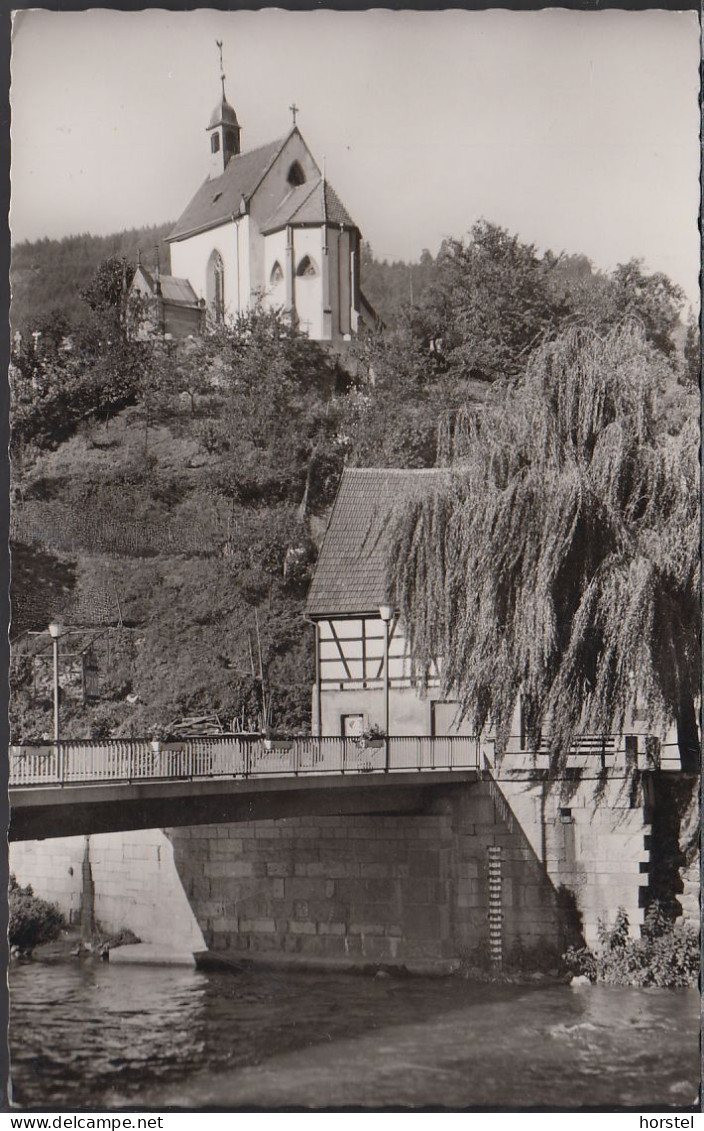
[48,622,64,778]
[379,604,394,772]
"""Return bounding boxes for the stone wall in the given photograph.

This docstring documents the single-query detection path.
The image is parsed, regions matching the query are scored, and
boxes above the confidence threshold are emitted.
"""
[488,771,650,945]
[167,781,566,970]
[10,829,205,955]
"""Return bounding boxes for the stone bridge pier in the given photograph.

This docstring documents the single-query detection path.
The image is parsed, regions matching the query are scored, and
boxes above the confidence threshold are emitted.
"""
[166,777,643,971]
[10,772,672,972]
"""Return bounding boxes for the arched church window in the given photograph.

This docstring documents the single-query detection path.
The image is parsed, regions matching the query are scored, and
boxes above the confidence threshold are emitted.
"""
[296,255,318,278]
[287,161,306,188]
[270,261,284,286]
[206,250,225,322]
[211,133,220,154]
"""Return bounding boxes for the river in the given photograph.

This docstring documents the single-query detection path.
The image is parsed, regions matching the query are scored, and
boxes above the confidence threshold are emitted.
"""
[9,959,700,1110]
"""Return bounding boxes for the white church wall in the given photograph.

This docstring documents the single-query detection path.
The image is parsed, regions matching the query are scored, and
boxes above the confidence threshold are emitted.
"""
[170,217,249,319]
[263,229,288,314]
[292,227,324,340]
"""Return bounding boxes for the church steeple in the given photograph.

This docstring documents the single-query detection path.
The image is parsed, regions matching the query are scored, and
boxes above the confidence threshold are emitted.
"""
[207,40,241,176]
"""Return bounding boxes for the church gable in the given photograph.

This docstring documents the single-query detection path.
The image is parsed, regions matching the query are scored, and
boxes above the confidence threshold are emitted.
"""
[247,128,320,227]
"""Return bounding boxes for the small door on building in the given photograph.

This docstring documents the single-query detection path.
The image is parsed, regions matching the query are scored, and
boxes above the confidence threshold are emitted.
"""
[341,713,364,738]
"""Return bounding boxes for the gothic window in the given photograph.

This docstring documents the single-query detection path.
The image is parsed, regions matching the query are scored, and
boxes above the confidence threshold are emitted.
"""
[206,250,225,322]
[211,133,220,154]
[287,161,306,188]
[296,255,318,278]
[270,261,284,286]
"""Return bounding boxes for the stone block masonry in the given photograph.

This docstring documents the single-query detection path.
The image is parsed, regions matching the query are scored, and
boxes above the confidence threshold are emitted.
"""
[167,781,569,969]
[10,829,205,955]
[11,772,661,969]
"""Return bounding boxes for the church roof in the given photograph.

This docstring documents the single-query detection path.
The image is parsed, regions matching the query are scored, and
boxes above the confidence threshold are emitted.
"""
[305,468,447,617]
[208,95,239,130]
[168,135,287,242]
[134,266,200,308]
[262,177,357,234]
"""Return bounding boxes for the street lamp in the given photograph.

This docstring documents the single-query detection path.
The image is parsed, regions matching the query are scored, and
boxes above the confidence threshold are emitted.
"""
[48,621,65,746]
[379,604,394,771]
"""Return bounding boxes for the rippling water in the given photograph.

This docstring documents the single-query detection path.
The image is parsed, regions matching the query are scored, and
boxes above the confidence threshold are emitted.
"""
[9,960,700,1110]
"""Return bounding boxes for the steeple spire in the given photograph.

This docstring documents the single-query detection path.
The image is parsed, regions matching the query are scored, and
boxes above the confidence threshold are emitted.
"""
[217,39,226,99]
[207,39,241,174]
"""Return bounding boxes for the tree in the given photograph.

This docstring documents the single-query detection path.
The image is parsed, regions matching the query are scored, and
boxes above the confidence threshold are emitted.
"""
[80,255,135,335]
[389,322,699,770]
[683,310,700,388]
[418,221,567,385]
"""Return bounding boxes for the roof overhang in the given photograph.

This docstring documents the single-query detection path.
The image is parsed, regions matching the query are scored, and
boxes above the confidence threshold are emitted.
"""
[262,220,360,238]
[167,213,241,244]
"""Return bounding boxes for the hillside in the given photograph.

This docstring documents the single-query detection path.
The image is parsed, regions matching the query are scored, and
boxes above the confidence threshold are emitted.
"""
[10,224,174,333]
[10,219,694,743]
[11,400,320,741]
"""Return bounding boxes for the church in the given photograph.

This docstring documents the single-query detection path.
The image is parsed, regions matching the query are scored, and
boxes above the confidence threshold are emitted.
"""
[133,63,375,345]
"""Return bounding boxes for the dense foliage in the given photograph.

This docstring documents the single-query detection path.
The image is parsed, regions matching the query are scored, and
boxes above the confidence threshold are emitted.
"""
[563,905,699,987]
[9,875,66,951]
[389,323,699,765]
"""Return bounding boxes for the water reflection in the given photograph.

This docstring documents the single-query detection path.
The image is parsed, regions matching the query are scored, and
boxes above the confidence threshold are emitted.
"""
[10,960,700,1110]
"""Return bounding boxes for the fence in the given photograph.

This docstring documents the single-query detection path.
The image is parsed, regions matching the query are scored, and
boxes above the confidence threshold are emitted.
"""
[8,735,481,788]
[8,733,682,789]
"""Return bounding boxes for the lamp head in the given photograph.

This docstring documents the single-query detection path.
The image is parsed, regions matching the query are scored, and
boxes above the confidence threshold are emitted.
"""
[378,604,394,624]
[48,621,65,639]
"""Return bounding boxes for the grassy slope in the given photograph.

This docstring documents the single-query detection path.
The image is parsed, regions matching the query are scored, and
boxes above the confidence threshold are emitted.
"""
[11,405,315,741]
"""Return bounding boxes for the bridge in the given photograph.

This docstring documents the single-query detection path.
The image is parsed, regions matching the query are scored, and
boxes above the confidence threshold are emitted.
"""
[9,735,482,840]
[9,732,681,841]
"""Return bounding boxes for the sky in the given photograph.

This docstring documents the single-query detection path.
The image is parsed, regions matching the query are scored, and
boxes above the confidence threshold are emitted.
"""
[10,8,701,306]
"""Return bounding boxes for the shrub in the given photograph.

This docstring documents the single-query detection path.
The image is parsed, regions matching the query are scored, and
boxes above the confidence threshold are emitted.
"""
[562,905,699,988]
[9,874,66,951]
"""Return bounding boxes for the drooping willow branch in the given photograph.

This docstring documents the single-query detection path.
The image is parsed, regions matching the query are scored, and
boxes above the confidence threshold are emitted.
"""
[387,323,699,765]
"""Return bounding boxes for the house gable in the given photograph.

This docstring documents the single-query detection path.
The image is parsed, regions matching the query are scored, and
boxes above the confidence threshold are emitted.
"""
[306,468,447,618]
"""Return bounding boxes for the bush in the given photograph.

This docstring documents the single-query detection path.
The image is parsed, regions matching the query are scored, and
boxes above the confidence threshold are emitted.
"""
[563,905,699,988]
[9,874,66,951]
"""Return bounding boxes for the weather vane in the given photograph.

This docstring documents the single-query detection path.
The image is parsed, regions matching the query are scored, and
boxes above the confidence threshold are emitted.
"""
[289,102,299,127]
[216,39,226,95]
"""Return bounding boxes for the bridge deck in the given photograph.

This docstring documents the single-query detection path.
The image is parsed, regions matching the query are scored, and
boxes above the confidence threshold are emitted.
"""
[8,733,682,841]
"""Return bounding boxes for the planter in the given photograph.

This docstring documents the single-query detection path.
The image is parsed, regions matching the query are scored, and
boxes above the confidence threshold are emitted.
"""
[263,739,293,752]
[364,738,384,749]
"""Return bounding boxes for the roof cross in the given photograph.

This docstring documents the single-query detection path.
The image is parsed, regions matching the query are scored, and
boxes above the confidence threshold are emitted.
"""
[289,102,299,127]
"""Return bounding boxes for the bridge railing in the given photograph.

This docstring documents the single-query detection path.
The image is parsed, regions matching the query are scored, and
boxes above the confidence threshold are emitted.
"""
[9,732,685,788]
[8,735,481,787]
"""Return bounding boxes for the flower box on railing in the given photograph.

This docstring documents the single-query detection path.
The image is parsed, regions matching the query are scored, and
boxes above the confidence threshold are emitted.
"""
[263,738,293,752]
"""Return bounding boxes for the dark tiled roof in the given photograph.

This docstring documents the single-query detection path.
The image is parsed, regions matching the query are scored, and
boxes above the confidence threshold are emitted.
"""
[159,276,200,307]
[133,267,200,307]
[306,468,446,617]
[261,178,357,234]
[168,136,287,241]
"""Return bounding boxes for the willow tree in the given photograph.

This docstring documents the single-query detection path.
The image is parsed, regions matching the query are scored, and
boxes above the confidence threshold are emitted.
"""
[390,322,700,770]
